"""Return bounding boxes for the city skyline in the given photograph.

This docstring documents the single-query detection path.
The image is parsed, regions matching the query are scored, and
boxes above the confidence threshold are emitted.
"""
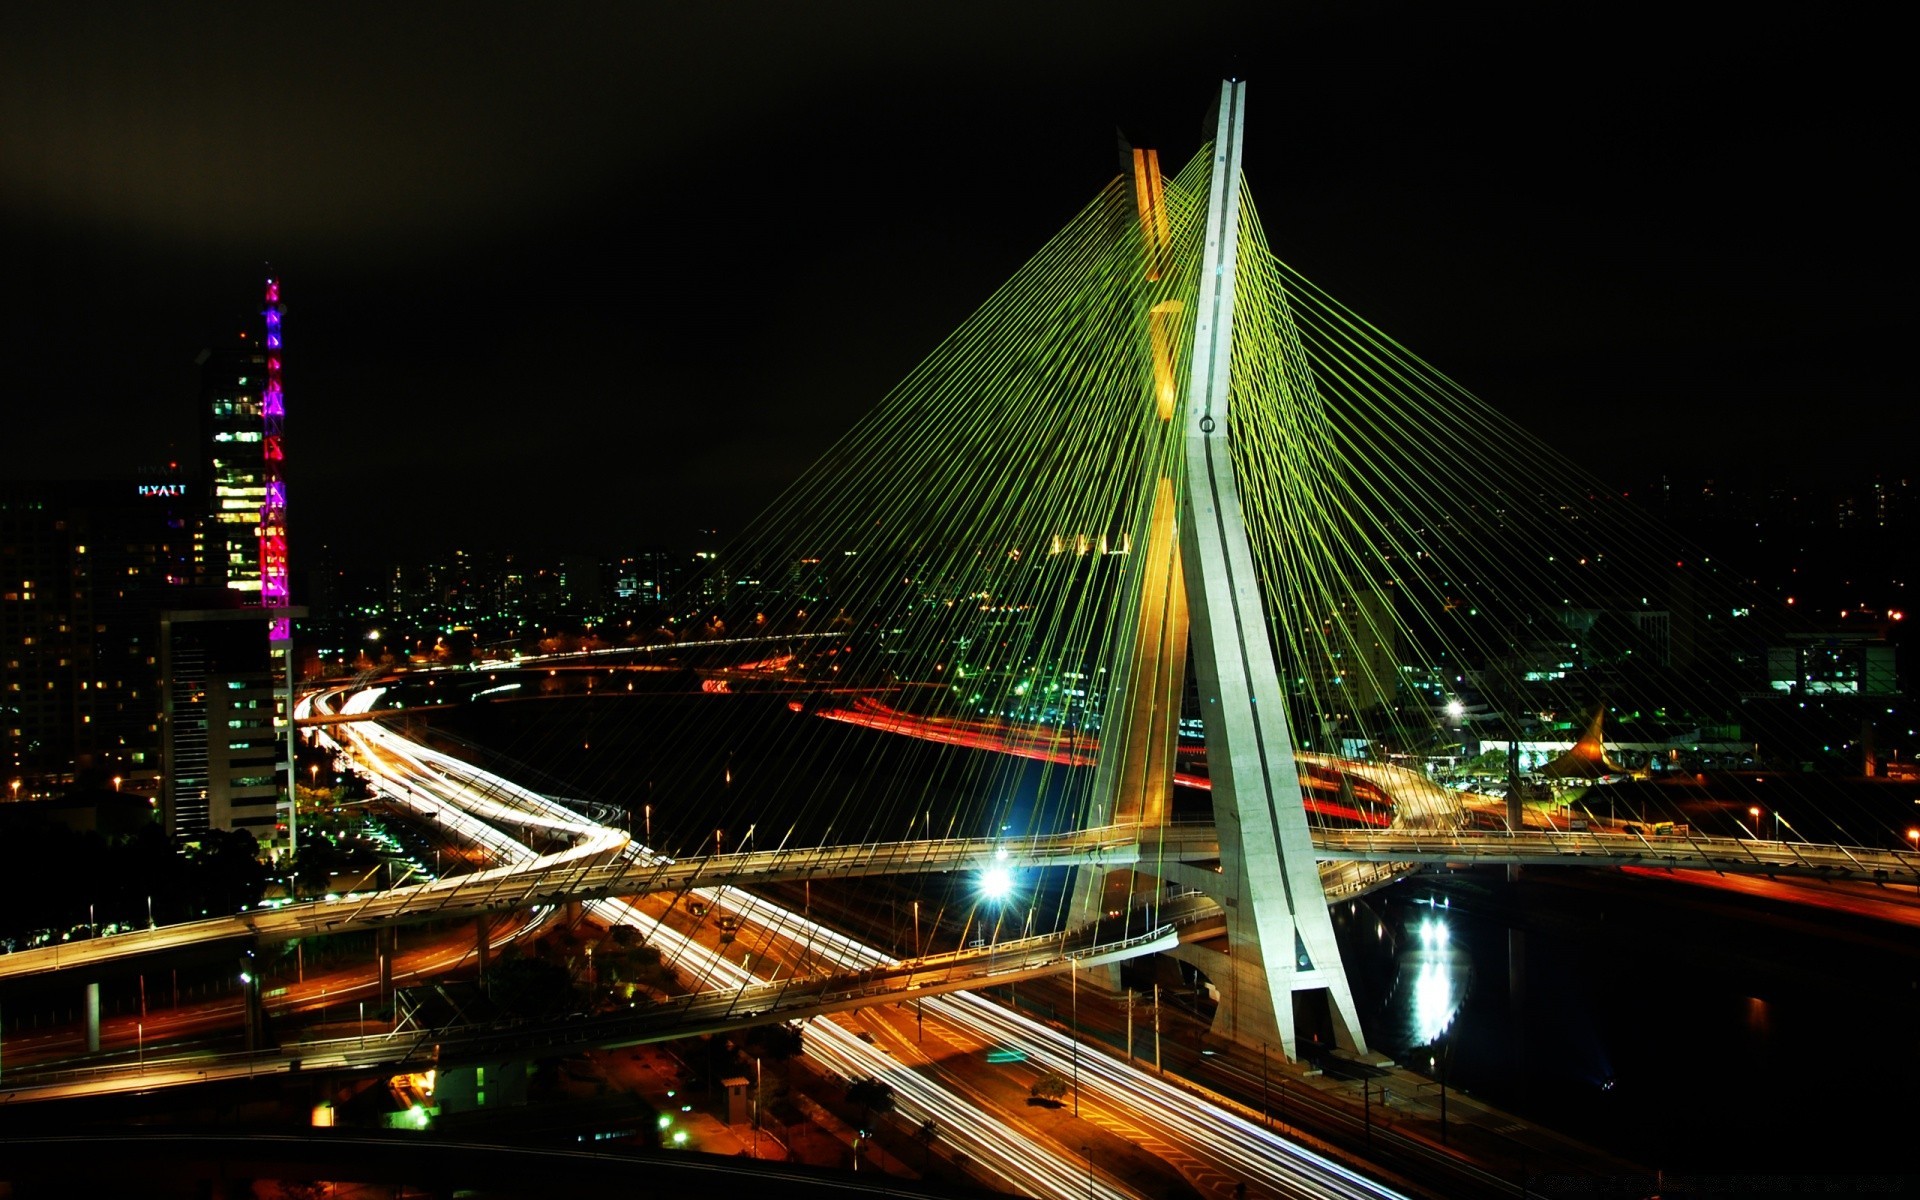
[2,4,1908,557]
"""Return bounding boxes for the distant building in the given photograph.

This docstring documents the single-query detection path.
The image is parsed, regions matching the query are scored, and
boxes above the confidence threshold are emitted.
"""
[1293,581,1398,713]
[1767,630,1900,697]
[556,555,604,609]
[609,550,684,607]
[1,479,193,792]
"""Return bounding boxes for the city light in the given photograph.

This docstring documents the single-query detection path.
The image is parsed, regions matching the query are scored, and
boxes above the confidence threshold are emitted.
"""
[978,863,1014,902]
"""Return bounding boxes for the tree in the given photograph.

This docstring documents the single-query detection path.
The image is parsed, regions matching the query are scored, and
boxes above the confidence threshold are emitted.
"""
[845,1076,895,1133]
[914,1118,940,1172]
[597,939,674,993]
[188,829,269,914]
[292,837,351,897]
[744,1020,804,1065]
[484,956,580,1019]
[1029,1070,1069,1105]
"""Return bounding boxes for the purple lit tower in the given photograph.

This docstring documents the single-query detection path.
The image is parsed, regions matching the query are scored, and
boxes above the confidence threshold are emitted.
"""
[260,275,297,854]
[260,277,290,631]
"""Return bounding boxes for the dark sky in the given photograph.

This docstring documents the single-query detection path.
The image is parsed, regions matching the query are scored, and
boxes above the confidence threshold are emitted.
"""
[2,3,1906,559]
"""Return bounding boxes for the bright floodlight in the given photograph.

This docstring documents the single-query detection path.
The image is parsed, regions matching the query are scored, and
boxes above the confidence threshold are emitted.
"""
[1445,699,1465,720]
[978,863,1014,902]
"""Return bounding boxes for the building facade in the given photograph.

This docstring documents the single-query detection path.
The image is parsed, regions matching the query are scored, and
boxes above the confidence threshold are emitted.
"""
[1,480,193,795]
[195,341,271,593]
[160,605,302,844]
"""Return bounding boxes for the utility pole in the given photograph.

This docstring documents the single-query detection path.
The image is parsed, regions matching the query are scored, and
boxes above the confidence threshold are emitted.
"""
[1276,1055,1285,1126]
[1153,982,1162,1073]
[1260,1041,1269,1125]
[1071,960,1080,1117]
[1363,1077,1372,1150]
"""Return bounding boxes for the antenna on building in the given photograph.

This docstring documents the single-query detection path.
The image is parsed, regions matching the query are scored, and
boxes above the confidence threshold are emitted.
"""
[260,270,297,858]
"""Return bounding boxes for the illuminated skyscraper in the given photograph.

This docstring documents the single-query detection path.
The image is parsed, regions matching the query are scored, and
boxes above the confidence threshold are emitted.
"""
[176,276,299,853]
[196,339,268,592]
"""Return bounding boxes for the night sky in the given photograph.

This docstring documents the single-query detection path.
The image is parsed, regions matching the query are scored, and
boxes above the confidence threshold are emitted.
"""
[2,3,1906,559]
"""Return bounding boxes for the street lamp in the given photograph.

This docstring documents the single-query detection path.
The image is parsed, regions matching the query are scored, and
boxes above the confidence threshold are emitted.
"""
[977,864,1013,903]
[1748,805,1762,841]
[1906,828,1919,856]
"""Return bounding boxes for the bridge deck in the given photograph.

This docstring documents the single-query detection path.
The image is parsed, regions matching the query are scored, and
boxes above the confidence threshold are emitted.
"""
[4,824,1913,981]
[0,921,1181,1101]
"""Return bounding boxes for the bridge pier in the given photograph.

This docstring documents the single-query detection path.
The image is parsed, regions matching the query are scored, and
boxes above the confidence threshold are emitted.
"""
[476,917,491,980]
[85,981,100,1054]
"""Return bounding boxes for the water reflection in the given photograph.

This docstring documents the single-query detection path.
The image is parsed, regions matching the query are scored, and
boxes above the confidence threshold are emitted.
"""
[1390,903,1470,1052]
[1412,958,1455,1044]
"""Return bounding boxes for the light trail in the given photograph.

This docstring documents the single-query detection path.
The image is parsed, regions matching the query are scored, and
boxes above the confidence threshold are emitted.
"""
[327,690,1143,1199]
[333,687,1407,1200]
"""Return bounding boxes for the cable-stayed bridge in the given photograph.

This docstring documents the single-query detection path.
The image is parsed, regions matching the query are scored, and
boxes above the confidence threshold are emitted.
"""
[9,81,1914,1084]
[9,695,1912,982]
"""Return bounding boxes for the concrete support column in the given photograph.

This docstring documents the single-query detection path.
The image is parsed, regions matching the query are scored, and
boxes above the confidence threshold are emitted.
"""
[85,981,101,1054]
[476,918,491,979]
[377,927,396,1001]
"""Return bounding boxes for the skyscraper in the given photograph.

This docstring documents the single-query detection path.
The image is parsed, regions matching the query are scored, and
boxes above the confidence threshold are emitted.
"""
[162,276,299,852]
[196,337,269,593]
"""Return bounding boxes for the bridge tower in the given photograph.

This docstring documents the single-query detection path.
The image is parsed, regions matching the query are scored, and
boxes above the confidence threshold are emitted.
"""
[1085,81,1369,1062]
[1175,80,1367,1060]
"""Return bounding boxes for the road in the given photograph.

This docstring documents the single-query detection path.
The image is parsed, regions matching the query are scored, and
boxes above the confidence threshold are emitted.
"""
[325,689,1414,1200]
[1,907,543,1073]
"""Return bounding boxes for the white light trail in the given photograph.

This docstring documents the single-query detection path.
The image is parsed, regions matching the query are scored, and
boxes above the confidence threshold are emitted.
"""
[329,684,1406,1200]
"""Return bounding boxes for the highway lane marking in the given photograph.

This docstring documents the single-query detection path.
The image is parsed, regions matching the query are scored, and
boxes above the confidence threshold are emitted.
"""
[864,1003,1221,1200]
